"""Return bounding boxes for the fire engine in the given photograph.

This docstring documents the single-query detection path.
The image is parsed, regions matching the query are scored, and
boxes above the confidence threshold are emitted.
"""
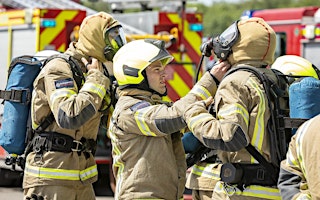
[242,6,320,68]
[0,8,87,108]
[114,5,203,102]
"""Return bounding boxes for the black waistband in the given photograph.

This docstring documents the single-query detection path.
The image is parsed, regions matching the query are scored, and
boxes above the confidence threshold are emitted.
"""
[220,163,278,189]
[32,132,96,155]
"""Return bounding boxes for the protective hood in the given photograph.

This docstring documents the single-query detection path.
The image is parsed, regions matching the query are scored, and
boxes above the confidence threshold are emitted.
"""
[227,17,276,66]
[75,12,120,62]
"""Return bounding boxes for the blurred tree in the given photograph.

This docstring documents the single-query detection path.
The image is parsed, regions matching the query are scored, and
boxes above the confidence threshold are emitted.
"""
[80,0,320,37]
[81,0,111,12]
[198,0,320,36]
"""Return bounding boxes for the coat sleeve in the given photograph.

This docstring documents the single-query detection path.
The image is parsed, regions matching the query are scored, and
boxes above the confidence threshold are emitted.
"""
[44,58,110,129]
[183,71,266,152]
[278,125,312,200]
[115,72,218,137]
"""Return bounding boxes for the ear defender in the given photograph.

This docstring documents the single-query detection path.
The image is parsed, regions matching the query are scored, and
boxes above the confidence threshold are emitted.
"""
[104,46,115,61]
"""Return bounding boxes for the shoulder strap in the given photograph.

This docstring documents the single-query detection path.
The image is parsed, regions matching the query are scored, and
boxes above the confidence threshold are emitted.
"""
[225,66,286,168]
[34,54,86,132]
[44,54,85,90]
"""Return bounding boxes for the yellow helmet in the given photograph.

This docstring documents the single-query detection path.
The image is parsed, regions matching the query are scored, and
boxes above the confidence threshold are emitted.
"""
[113,39,173,88]
[271,55,319,80]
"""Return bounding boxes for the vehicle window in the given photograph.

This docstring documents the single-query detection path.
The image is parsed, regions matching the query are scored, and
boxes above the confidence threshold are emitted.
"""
[275,32,287,59]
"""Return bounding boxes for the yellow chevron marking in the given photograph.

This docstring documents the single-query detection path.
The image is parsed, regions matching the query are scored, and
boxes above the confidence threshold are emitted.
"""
[40,10,78,50]
[166,14,201,56]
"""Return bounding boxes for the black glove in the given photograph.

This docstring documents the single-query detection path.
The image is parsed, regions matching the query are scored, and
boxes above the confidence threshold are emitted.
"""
[200,39,213,57]
[26,193,44,200]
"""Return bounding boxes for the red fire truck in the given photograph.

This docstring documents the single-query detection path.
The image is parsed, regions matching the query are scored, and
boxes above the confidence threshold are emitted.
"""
[242,6,320,68]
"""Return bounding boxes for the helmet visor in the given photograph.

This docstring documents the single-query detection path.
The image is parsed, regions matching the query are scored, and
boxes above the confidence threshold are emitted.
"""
[105,25,127,53]
[218,20,239,47]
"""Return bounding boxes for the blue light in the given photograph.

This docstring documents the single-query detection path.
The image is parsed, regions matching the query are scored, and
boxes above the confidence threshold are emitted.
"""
[41,19,56,27]
[241,10,255,19]
[189,23,203,32]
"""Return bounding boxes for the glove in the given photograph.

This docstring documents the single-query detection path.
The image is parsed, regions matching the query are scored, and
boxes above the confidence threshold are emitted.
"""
[26,194,44,200]
[182,132,202,153]
[200,39,213,57]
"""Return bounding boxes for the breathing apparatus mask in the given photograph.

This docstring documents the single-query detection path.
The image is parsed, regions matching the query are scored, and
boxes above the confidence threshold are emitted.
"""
[201,20,240,60]
[104,25,127,61]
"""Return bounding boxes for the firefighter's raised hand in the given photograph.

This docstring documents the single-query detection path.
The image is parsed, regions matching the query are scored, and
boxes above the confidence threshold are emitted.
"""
[81,57,103,72]
[203,96,213,108]
[209,60,231,82]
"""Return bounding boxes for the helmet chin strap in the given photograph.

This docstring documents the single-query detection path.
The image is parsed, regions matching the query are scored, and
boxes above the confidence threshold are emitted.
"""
[139,70,167,97]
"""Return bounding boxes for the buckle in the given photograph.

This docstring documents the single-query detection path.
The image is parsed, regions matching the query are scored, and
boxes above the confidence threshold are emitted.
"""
[71,140,83,152]
[10,89,31,104]
[256,168,265,181]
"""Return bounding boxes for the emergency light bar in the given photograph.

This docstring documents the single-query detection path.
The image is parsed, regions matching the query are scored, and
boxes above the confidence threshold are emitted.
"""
[189,23,203,31]
[40,19,56,28]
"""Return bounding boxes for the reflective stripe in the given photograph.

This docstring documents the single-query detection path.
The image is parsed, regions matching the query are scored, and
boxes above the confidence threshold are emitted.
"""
[190,85,211,100]
[248,77,266,163]
[110,129,125,200]
[100,95,111,110]
[295,119,313,178]
[50,89,77,106]
[285,107,313,170]
[31,90,39,129]
[80,165,98,180]
[32,121,39,130]
[296,193,312,200]
[217,103,249,126]
[134,106,156,136]
[286,147,299,168]
[188,113,214,132]
[191,163,220,180]
[25,163,98,181]
[80,82,106,99]
[214,181,281,199]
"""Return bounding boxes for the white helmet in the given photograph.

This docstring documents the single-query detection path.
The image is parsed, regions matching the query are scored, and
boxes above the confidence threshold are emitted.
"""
[271,55,319,79]
[34,50,61,61]
[113,39,173,88]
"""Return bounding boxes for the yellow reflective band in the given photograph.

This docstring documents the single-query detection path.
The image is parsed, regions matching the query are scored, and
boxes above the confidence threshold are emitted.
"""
[80,83,106,99]
[134,106,157,136]
[217,103,249,126]
[25,163,97,181]
[296,119,313,177]
[188,113,214,133]
[114,155,125,200]
[32,122,39,130]
[80,165,98,181]
[248,77,266,163]
[31,90,38,129]
[286,148,299,168]
[214,181,281,199]
[297,193,312,200]
[50,89,77,106]
[191,164,220,180]
[108,125,121,156]
[190,85,211,100]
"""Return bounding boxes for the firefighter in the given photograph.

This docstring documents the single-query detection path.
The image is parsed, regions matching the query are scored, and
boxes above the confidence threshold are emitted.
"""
[23,12,126,200]
[278,115,320,200]
[272,55,320,200]
[183,17,280,199]
[109,39,230,199]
